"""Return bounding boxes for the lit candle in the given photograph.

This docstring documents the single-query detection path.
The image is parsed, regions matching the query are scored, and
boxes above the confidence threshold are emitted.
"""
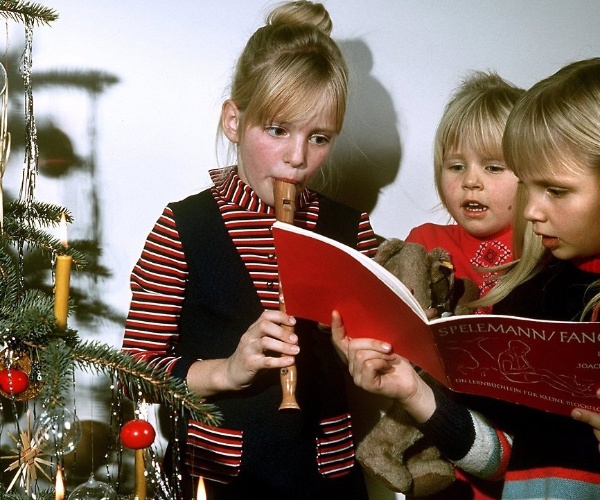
[54,213,72,330]
[134,449,146,500]
[55,467,65,500]
[196,476,207,500]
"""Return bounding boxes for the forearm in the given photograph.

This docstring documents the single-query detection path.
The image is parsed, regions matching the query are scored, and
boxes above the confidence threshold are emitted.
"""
[416,388,511,480]
[185,358,240,397]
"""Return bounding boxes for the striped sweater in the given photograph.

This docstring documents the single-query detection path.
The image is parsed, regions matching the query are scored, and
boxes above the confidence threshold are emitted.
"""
[421,258,600,500]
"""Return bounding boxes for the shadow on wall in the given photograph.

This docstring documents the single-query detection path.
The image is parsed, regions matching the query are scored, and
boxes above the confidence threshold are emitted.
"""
[313,38,402,216]
[311,39,402,500]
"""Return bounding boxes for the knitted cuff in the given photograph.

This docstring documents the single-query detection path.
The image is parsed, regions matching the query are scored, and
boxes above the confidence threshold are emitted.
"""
[171,355,197,383]
[416,388,476,461]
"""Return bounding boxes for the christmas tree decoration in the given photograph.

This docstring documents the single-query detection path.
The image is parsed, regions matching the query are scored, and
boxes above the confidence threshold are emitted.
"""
[67,473,118,500]
[119,419,156,450]
[3,411,54,494]
[54,212,72,330]
[33,407,83,457]
[0,347,43,400]
[0,59,9,228]
[55,467,65,499]
[0,367,29,395]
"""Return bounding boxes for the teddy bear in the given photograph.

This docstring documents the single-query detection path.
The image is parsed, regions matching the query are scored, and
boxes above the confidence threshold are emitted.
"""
[355,238,479,497]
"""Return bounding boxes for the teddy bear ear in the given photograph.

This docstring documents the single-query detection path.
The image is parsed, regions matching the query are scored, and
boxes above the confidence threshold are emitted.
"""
[374,238,406,266]
[428,247,452,263]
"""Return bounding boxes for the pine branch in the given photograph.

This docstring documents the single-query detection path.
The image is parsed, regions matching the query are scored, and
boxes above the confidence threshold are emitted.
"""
[2,201,88,267]
[38,339,73,407]
[0,290,78,343]
[6,199,72,227]
[71,340,221,426]
[0,0,58,26]
[0,239,19,303]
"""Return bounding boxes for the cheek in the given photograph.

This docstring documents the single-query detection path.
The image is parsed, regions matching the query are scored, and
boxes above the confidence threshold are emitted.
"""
[493,182,519,208]
[306,148,331,174]
[440,179,461,201]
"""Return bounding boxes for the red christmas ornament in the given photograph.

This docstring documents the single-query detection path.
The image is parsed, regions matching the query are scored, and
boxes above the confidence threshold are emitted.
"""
[0,368,30,395]
[120,419,156,449]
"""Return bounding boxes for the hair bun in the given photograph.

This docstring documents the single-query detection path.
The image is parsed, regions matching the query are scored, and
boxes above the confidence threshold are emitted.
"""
[267,1,333,35]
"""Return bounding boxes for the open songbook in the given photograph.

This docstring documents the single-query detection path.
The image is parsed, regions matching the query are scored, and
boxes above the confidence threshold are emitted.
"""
[272,221,600,417]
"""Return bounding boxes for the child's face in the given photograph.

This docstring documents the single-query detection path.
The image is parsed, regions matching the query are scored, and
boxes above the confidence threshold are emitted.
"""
[233,107,336,207]
[521,163,600,260]
[441,145,519,238]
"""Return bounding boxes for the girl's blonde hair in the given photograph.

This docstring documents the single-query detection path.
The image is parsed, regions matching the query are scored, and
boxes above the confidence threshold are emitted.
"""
[228,1,347,135]
[433,71,525,209]
[479,58,600,316]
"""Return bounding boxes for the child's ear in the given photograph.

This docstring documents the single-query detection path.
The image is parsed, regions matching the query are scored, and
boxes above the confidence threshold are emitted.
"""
[222,100,241,143]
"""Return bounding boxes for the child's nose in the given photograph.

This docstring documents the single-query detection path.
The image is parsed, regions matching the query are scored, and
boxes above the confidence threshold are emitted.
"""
[523,196,544,222]
[462,173,482,189]
[284,139,306,167]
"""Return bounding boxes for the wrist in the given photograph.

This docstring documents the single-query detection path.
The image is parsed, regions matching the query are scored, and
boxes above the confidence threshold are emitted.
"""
[399,377,436,424]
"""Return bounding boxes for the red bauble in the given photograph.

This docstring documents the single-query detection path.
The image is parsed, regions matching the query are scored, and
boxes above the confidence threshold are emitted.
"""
[0,368,30,395]
[120,419,156,449]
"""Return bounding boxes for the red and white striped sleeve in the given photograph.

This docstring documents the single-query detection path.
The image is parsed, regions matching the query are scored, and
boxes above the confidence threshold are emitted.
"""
[122,207,188,375]
[357,212,378,258]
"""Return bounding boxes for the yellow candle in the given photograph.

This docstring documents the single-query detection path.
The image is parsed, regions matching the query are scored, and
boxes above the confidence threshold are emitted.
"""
[54,214,71,330]
[54,255,71,330]
[134,448,147,500]
[55,467,65,500]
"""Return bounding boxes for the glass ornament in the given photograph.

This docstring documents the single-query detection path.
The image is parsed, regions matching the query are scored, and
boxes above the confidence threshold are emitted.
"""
[67,474,117,500]
[32,407,82,456]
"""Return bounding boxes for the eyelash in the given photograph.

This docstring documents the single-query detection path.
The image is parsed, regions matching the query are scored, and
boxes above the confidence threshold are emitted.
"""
[310,135,330,145]
[266,126,330,145]
[485,165,506,173]
[547,187,568,197]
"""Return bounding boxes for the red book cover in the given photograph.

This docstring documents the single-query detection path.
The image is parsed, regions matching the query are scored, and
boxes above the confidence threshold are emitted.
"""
[272,221,600,417]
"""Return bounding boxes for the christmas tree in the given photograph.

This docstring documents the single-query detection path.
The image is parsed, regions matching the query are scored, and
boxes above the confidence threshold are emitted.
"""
[0,2,219,498]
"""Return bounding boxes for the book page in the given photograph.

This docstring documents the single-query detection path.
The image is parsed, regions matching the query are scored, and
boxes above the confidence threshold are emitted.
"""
[272,221,449,384]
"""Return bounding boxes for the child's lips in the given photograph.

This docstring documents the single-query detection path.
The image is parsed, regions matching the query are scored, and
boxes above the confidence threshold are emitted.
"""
[274,177,299,185]
[540,235,560,249]
[462,200,487,210]
[461,201,488,216]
